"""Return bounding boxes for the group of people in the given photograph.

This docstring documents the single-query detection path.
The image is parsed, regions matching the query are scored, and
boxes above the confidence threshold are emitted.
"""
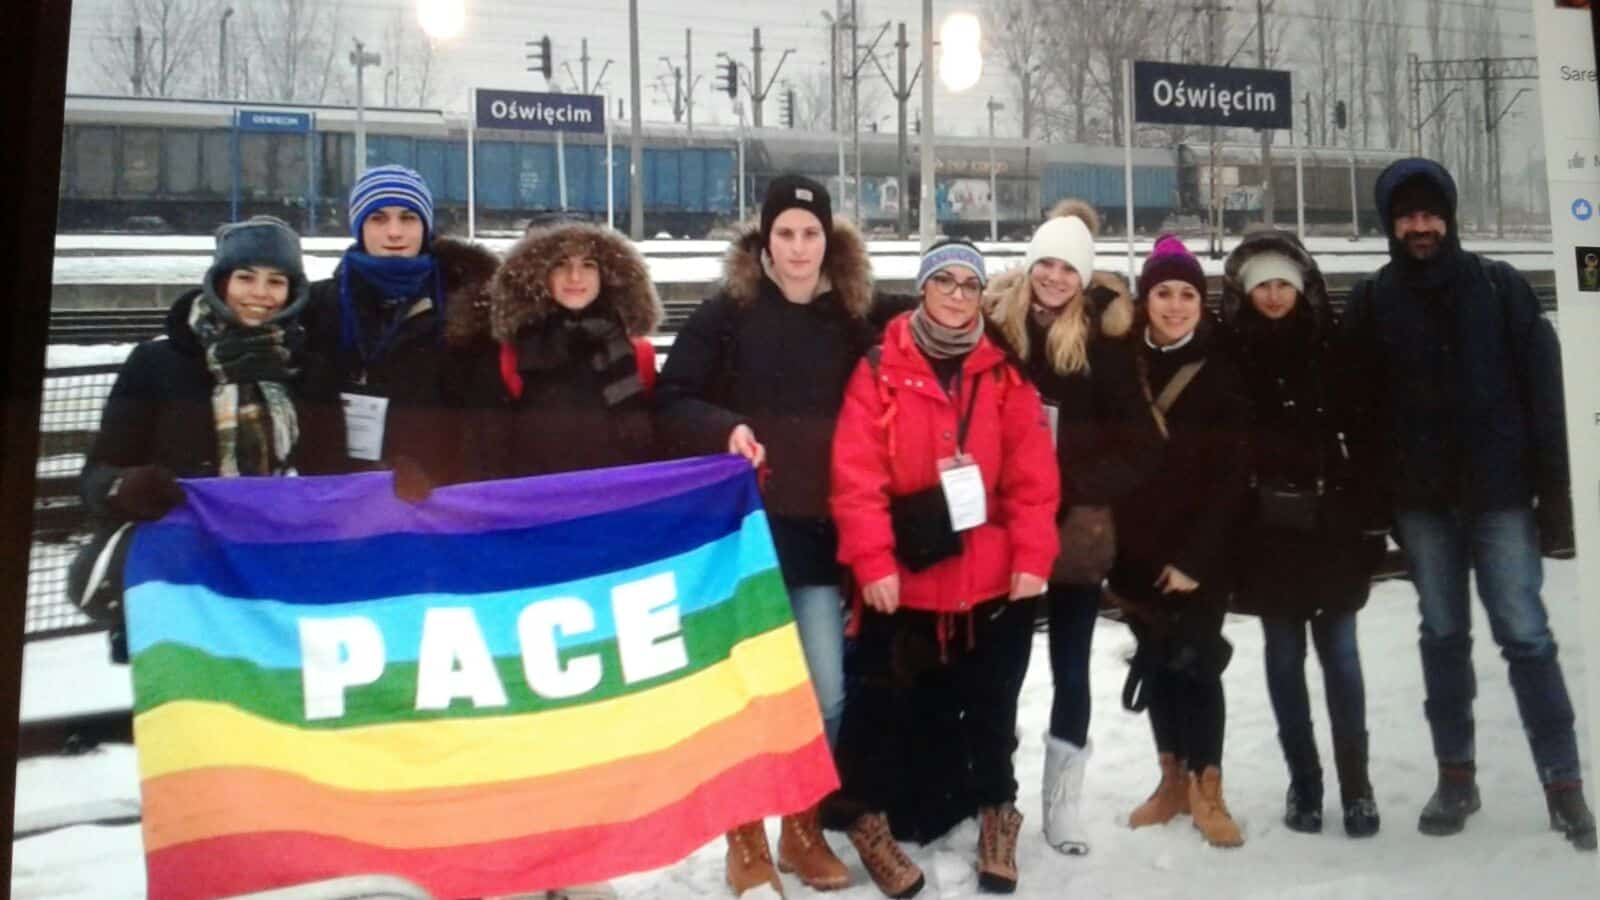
[71,157,1596,899]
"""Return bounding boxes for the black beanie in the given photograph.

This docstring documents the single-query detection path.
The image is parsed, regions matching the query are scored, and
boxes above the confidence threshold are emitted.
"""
[202,215,309,323]
[760,175,833,250]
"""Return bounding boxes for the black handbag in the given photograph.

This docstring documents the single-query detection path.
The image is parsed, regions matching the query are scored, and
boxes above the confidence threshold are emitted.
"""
[890,487,963,572]
[1255,481,1323,532]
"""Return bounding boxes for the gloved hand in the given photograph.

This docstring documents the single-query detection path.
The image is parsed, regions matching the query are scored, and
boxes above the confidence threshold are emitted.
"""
[206,324,301,384]
[109,465,185,521]
[392,455,433,503]
[1536,486,1576,560]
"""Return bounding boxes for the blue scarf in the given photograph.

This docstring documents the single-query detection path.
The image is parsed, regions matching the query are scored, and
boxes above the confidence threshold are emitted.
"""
[338,246,443,365]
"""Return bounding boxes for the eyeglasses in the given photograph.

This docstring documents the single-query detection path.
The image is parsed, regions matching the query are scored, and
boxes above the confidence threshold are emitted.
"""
[928,271,983,300]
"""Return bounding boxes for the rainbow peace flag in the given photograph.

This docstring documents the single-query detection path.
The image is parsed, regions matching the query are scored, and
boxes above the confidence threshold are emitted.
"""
[123,455,836,900]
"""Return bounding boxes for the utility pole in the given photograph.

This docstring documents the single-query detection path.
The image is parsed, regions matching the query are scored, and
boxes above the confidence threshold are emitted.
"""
[919,0,935,246]
[988,97,1004,241]
[1303,93,1313,148]
[846,14,893,223]
[349,39,381,178]
[1197,0,1231,257]
[1257,0,1273,227]
[686,29,695,132]
[132,26,145,95]
[219,8,233,99]
[629,0,643,239]
[752,28,764,127]
[1411,55,1535,237]
[896,23,913,237]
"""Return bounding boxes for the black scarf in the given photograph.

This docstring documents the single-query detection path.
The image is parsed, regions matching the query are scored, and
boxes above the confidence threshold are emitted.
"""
[515,308,647,411]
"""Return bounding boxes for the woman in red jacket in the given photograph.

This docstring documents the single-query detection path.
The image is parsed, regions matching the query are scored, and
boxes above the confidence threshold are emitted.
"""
[829,238,1059,898]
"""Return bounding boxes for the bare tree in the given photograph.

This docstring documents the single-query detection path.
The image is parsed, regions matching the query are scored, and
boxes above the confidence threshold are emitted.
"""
[1373,0,1410,149]
[791,67,836,131]
[983,0,1050,139]
[245,0,345,104]
[1424,0,1450,159]
[1351,0,1377,148]
[381,10,438,108]
[95,0,215,97]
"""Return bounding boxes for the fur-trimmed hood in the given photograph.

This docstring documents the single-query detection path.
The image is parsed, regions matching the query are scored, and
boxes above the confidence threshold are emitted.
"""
[983,265,1135,340]
[488,223,663,343]
[427,237,505,346]
[1219,229,1331,334]
[721,218,873,318]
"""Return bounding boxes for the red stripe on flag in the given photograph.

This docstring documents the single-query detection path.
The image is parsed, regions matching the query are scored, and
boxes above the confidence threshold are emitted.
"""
[144,735,837,900]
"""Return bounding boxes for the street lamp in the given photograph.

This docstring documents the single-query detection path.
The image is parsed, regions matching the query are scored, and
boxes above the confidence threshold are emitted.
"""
[218,8,233,99]
[349,39,382,178]
[919,4,983,246]
[987,97,1004,241]
[416,0,466,40]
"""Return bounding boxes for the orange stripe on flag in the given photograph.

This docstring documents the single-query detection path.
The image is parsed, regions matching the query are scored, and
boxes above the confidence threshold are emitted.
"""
[140,683,824,852]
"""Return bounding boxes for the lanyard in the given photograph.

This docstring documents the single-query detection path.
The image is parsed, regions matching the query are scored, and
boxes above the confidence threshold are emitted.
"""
[954,369,983,454]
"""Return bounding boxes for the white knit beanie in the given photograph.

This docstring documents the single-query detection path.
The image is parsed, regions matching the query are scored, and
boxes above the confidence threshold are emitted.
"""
[1239,251,1305,294]
[1024,216,1095,282]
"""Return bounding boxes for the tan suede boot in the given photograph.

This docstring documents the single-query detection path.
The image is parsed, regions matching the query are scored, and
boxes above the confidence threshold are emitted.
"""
[1188,766,1244,847]
[725,820,784,897]
[777,804,850,890]
[977,803,1024,893]
[846,812,925,899]
[1128,753,1190,828]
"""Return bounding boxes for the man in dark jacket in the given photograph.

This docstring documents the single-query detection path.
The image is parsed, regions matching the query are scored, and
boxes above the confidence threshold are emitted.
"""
[1342,157,1595,850]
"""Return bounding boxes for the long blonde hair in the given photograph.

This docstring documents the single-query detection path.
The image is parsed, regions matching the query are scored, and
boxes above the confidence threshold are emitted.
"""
[991,265,1092,376]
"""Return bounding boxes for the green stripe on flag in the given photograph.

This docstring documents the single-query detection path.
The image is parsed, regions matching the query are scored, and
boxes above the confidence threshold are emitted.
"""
[132,568,793,728]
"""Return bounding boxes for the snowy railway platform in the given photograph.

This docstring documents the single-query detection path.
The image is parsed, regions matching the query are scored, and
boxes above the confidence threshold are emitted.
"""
[13,564,1596,898]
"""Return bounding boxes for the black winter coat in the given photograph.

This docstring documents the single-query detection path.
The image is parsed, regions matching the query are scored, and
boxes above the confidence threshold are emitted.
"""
[1108,318,1251,617]
[655,223,876,587]
[1221,231,1383,619]
[80,290,309,520]
[297,238,499,484]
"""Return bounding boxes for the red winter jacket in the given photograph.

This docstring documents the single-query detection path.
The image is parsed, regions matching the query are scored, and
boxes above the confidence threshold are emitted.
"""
[830,314,1060,614]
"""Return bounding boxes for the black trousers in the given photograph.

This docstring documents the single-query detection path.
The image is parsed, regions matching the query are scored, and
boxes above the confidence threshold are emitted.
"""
[834,595,1037,843]
[1128,600,1228,772]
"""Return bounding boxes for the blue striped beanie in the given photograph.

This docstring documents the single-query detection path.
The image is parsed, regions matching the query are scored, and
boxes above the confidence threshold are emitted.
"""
[916,237,987,291]
[348,164,435,244]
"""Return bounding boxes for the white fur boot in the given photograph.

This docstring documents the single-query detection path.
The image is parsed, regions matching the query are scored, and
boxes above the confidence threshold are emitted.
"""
[1042,734,1092,855]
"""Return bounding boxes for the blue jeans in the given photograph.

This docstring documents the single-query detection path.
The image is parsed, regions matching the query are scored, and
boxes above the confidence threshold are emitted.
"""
[789,584,846,748]
[1262,611,1366,775]
[1394,506,1581,784]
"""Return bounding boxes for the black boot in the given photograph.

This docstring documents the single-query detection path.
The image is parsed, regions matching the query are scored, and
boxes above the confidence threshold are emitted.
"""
[1284,777,1323,834]
[1546,782,1598,852]
[1418,762,1480,836]
[1334,734,1380,838]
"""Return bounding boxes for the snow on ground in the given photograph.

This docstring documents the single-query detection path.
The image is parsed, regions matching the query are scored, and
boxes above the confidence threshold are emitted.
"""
[44,345,135,369]
[12,561,1599,898]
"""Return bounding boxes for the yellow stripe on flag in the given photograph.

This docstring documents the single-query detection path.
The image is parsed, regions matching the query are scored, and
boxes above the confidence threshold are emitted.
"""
[135,625,810,790]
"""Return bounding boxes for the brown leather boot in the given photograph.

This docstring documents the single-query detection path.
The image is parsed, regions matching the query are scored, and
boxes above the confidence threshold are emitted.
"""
[846,811,925,899]
[977,803,1024,893]
[1128,753,1190,828]
[1188,766,1244,847]
[777,804,850,890]
[725,820,784,897]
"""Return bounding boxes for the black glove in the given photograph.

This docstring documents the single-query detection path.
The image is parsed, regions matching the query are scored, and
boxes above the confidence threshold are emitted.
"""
[1536,487,1576,560]
[392,455,434,503]
[108,465,185,521]
[206,324,301,384]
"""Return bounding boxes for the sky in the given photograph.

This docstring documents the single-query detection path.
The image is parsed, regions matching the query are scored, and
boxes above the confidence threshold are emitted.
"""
[65,0,1542,139]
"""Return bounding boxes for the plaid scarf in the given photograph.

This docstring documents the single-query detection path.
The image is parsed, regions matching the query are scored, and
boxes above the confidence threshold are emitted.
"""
[189,300,300,476]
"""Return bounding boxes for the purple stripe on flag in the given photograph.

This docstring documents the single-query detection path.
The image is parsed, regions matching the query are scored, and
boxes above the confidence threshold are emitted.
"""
[162,454,750,545]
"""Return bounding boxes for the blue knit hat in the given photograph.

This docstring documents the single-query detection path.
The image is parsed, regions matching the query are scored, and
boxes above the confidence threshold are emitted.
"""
[348,164,435,246]
[916,237,987,292]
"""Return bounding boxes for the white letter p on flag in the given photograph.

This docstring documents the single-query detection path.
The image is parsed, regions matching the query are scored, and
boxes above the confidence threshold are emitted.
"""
[300,617,386,721]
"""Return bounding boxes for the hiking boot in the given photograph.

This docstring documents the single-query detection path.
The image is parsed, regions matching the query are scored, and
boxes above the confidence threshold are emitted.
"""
[1041,735,1091,855]
[846,811,924,899]
[1129,753,1189,828]
[1546,782,1598,851]
[778,804,850,890]
[725,820,783,897]
[1188,766,1244,847]
[1417,763,1480,836]
[1334,734,1380,838]
[1283,777,1323,834]
[977,803,1024,893]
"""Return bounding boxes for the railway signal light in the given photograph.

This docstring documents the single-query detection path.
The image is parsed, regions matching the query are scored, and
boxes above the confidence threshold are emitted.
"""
[780,89,795,128]
[1333,100,1347,130]
[715,59,739,100]
[526,35,553,81]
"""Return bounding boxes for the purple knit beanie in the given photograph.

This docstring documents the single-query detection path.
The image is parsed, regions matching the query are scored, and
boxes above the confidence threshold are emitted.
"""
[1138,234,1207,300]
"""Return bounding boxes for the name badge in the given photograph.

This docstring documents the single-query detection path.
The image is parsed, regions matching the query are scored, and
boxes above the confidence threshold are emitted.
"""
[341,392,389,462]
[938,454,987,532]
[1043,402,1060,448]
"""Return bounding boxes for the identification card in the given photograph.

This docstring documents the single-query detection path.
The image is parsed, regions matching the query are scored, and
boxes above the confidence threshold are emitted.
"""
[1043,402,1060,448]
[938,454,987,532]
[341,391,389,462]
